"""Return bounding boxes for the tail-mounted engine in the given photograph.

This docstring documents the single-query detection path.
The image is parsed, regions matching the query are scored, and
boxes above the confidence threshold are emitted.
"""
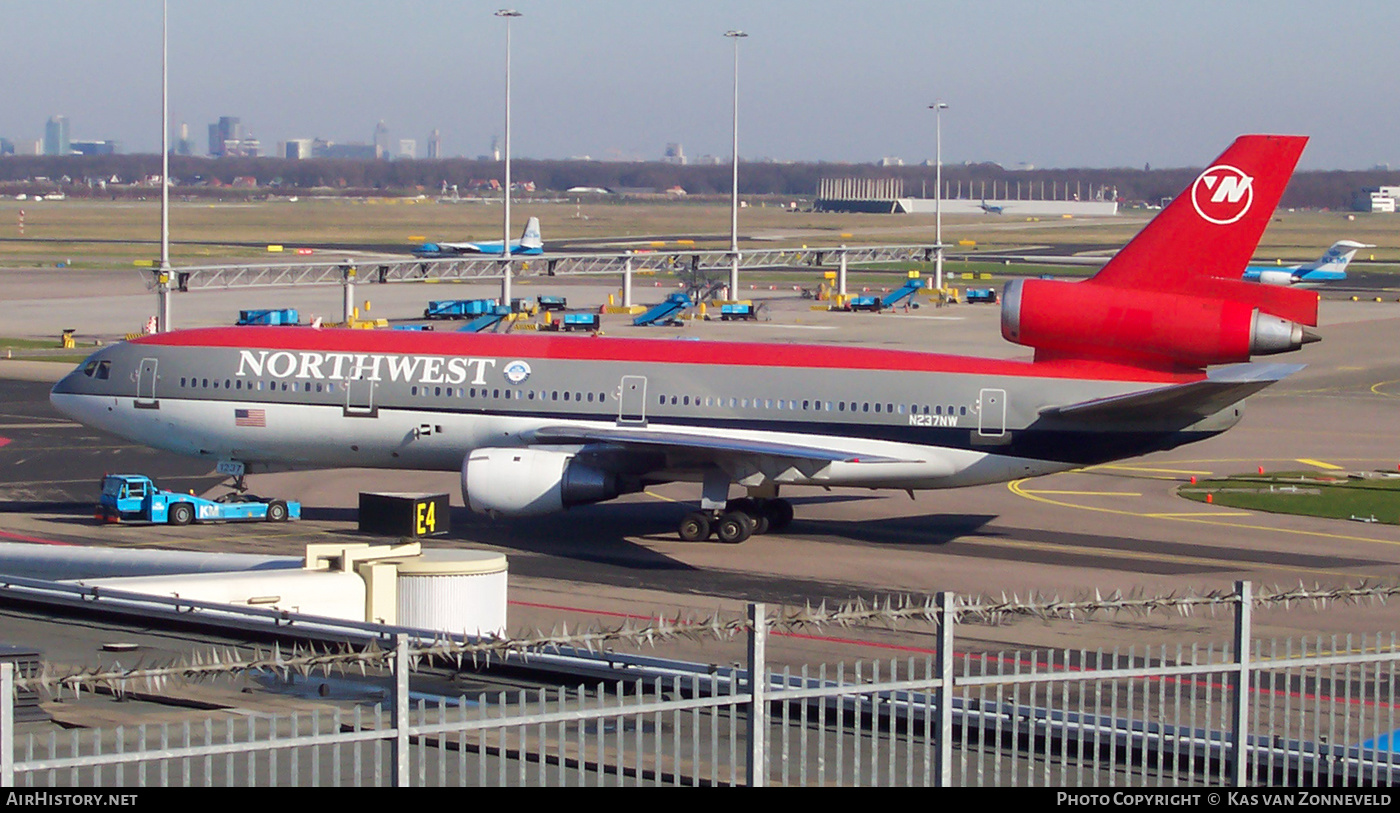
[1001,277,1319,371]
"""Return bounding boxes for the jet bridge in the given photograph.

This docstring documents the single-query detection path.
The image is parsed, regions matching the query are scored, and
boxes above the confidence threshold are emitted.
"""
[144,244,933,330]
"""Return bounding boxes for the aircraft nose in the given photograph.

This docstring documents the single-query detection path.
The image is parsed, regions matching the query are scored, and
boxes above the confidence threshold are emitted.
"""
[49,365,94,420]
[50,369,80,397]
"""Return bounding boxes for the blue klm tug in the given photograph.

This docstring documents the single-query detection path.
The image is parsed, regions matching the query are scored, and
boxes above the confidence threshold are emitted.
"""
[97,474,300,525]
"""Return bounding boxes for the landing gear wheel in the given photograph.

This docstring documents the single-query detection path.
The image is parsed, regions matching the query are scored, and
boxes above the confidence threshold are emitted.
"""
[715,511,755,544]
[725,499,769,534]
[168,502,194,526]
[678,511,712,542]
[763,499,795,533]
[266,500,289,523]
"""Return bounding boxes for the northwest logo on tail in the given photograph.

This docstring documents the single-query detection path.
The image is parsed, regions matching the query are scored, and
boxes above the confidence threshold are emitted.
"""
[1192,165,1254,225]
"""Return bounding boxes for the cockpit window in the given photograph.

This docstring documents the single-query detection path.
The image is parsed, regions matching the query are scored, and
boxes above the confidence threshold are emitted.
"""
[95,360,112,380]
[82,360,99,377]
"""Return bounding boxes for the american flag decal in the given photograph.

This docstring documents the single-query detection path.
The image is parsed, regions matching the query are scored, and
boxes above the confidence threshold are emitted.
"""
[234,408,266,427]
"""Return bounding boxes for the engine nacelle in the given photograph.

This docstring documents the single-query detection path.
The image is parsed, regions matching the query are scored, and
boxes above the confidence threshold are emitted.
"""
[1001,278,1317,369]
[462,447,620,517]
[1254,270,1298,287]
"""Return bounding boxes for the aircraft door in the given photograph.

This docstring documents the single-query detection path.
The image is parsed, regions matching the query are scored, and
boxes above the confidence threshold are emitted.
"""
[978,388,1006,437]
[135,358,159,409]
[618,375,647,425]
[344,375,377,417]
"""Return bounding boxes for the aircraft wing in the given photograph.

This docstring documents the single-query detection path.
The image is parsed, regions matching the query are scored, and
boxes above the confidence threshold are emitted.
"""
[528,425,914,464]
[1040,362,1303,422]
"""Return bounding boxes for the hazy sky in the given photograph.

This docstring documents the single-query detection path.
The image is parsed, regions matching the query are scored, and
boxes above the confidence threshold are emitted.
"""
[3,1,1397,170]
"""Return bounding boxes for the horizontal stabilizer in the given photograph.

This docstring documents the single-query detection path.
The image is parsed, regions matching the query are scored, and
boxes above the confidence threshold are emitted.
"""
[1040,362,1303,422]
[530,425,912,463]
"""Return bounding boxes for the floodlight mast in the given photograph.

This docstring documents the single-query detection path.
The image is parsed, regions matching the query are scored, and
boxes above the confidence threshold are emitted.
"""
[158,0,172,332]
[497,9,522,304]
[930,101,949,293]
[726,30,747,297]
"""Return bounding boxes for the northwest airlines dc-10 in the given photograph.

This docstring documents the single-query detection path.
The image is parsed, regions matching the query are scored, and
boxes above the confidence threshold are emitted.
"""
[52,136,1322,543]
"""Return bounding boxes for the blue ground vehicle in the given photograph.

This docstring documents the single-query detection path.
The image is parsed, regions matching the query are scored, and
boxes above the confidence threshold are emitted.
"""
[719,302,758,321]
[561,312,601,332]
[633,293,692,326]
[424,299,497,320]
[97,474,300,525]
[236,308,299,326]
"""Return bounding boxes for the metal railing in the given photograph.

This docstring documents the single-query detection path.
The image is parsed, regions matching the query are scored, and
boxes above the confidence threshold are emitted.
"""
[155,244,934,292]
[5,583,1399,786]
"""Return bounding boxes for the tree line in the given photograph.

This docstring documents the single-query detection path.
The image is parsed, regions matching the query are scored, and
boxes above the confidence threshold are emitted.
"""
[0,154,1395,210]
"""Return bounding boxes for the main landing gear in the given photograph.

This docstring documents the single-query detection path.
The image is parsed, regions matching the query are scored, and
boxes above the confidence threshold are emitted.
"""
[677,498,794,544]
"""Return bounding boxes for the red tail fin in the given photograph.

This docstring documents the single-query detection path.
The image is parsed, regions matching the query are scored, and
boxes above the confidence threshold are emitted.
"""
[1001,135,1320,371]
[1095,135,1306,292]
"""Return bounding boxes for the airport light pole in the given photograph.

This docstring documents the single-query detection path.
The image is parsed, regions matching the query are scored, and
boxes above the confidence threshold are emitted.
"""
[497,9,521,306]
[930,101,948,294]
[726,30,747,297]
[158,0,172,332]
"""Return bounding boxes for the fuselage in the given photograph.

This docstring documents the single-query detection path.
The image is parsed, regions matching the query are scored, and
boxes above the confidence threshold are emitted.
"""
[50,327,1238,493]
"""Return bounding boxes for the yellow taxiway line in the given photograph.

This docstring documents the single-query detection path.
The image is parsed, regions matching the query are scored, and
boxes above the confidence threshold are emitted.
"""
[1295,458,1343,470]
[1007,477,1400,549]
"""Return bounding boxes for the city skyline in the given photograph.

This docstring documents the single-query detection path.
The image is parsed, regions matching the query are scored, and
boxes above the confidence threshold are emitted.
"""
[1,1,1398,170]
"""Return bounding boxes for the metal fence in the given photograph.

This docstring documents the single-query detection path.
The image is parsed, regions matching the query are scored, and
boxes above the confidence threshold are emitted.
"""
[5,583,1398,787]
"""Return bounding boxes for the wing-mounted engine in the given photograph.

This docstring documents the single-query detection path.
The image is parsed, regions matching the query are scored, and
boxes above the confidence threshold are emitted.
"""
[999,134,1321,372]
[462,447,621,517]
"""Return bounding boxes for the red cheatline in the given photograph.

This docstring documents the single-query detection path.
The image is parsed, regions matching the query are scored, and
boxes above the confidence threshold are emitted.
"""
[0,530,71,546]
[0,437,10,449]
